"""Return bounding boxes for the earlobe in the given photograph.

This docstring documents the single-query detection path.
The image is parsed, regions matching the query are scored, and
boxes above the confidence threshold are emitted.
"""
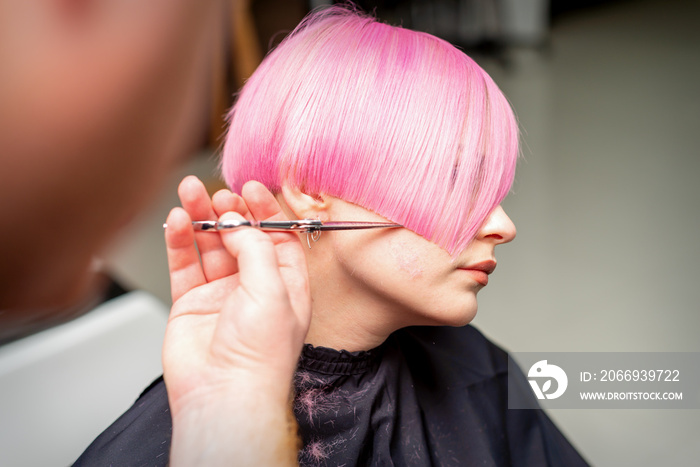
[280,184,329,220]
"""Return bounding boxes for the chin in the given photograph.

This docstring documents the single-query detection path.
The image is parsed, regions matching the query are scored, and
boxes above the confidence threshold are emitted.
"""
[445,312,478,327]
[421,304,478,328]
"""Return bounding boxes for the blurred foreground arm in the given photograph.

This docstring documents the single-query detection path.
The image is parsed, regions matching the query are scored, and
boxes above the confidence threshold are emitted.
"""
[163,176,309,466]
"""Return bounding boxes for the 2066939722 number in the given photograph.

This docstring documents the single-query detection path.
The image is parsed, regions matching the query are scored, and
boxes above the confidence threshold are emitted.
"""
[599,369,680,382]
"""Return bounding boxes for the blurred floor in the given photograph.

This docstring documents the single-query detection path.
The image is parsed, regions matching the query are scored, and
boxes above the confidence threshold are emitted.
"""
[104,0,700,465]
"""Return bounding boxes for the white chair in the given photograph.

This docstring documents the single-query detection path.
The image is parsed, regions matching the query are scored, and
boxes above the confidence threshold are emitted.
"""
[0,291,169,467]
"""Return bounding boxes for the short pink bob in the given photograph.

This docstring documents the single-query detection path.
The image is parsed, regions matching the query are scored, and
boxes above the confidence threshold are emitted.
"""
[222,5,518,256]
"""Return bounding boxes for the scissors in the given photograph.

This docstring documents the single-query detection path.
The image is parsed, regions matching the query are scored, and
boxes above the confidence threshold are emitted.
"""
[185,219,402,233]
[163,219,402,248]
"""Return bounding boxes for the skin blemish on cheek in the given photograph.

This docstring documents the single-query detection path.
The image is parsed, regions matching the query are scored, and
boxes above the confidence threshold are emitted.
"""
[389,238,424,279]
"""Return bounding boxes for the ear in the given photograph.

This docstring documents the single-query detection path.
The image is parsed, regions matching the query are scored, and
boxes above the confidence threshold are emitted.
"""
[280,184,330,221]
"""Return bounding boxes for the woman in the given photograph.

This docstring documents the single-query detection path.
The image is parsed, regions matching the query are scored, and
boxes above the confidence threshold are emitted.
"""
[76,6,587,466]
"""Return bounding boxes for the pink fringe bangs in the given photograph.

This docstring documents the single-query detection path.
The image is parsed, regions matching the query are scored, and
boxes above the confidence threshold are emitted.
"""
[222,6,518,256]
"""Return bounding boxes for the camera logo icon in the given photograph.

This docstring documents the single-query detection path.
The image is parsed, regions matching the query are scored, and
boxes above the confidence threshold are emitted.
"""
[528,360,568,400]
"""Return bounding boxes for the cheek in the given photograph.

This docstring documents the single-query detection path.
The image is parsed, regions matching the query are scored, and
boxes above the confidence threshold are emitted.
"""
[388,238,425,279]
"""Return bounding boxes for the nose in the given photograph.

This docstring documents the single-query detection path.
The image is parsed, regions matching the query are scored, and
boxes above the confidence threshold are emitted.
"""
[477,205,516,245]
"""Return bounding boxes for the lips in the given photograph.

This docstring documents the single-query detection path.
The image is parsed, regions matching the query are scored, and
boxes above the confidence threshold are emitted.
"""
[457,260,497,286]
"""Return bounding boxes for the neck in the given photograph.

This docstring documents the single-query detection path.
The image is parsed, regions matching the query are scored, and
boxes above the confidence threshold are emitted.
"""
[303,298,394,353]
[302,248,401,353]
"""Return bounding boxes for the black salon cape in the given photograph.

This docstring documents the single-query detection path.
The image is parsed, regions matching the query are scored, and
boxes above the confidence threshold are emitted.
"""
[74,325,588,466]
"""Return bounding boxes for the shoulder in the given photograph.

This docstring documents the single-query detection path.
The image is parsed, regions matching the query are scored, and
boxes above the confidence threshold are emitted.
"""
[393,326,590,465]
[73,376,172,466]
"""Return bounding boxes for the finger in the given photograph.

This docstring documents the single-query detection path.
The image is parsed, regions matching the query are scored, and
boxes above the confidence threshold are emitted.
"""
[178,176,238,280]
[165,207,206,303]
[217,212,288,308]
[275,238,312,329]
[241,180,288,222]
[240,182,310,321]
[178,175,218,219]
[212,189,252,220]
[215,218,308,373]
[240,180,303,248]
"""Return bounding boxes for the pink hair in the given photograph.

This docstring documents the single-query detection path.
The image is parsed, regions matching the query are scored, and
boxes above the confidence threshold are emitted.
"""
[222,6,518,255]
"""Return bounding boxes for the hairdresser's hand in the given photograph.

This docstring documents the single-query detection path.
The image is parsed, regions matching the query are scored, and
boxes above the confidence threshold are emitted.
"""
[163,176,308,466]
